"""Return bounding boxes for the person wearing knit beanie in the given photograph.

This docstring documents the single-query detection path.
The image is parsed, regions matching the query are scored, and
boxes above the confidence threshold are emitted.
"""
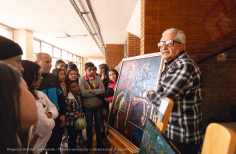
[0,35,24,71]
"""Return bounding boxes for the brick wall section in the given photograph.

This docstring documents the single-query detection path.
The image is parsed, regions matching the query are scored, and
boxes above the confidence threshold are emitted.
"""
[105,44,124,68]
[127,32,141,57]
[140,0,236,130]
[140,0,161,54]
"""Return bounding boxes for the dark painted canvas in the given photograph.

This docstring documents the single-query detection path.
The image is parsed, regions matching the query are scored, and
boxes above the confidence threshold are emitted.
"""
[139,119,178,154]
[107,53,163,148]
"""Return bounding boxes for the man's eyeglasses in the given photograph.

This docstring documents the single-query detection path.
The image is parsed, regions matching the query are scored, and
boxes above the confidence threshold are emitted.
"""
[157,40,181,49]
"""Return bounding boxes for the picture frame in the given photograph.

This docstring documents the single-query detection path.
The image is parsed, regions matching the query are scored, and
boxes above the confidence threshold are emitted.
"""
[107,52,164,148]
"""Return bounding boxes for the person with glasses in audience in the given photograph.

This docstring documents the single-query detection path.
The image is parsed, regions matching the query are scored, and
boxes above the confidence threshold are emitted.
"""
[147,28,202,154]
[21,60,58,154]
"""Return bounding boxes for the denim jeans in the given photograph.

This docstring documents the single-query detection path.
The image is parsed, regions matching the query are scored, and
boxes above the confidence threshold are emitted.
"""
[66,125,79,154]
[84,105,102,145]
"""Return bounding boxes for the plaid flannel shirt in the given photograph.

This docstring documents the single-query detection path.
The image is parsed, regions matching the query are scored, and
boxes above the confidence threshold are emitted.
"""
[149,51,202,144]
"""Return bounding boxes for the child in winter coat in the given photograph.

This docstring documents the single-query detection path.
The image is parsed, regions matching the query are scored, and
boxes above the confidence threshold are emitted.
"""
[65,80,84,153]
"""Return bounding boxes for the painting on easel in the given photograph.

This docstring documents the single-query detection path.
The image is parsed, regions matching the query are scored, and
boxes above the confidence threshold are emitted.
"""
[139,119,179,154]
[107,52,164,148]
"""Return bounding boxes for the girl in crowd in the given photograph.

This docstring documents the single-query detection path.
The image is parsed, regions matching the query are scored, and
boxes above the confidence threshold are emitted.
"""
[68,63,81,78]
[52,68,68,148]
[0,62,37,153]
[98,63,110,138]
[65,80,84,153]
[66,69,79,84]
[52,68,67,97]
[104,68,119,110]
[21,60,58,154]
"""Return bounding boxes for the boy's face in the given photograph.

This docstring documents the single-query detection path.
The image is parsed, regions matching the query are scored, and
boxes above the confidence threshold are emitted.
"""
[85,66,95,77]
[56,63,66,70]
[69,82,79,94]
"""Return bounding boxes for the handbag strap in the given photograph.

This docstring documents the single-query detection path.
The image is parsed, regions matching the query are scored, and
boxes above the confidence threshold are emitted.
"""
[86,80,95,90]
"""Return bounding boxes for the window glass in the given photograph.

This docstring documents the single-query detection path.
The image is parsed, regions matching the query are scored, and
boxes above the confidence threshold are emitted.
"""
[33,40,41,53]
[0,25,12,39]
[80,63,83,75]
[41,42,52,55]
[62,50,67,60]
[73,54,77,62]
[53,47,61,58]
[68,53,72,61]
[77,56,81,63]
[32,38,82,74]
[51,58,59,71]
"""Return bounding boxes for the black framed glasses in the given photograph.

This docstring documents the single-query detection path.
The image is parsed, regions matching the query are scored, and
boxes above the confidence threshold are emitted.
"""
[157,40,182,49]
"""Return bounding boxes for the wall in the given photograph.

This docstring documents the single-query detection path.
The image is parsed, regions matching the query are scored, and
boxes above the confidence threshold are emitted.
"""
[14,29,34,60]
[105,44,124,68]
[127,32,140,57]
[141,0,236,130]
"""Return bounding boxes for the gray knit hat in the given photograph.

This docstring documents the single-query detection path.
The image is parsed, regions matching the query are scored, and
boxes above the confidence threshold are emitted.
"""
[0,35,23,60]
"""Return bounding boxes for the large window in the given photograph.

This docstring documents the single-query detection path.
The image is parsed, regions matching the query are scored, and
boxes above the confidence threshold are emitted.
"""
[53,47,61,58]
[41,42,52,55]
[33,39,83,75]
[33,40,41,53]
[0,24,13,39]
[62,50,68,61]
[68,53,72,61]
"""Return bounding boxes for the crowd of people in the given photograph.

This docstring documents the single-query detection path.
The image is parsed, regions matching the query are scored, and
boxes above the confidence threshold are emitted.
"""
[0,35,118,154]
[0,27,203,154]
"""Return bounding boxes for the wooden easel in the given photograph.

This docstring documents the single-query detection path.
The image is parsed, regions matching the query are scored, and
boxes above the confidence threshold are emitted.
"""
[107,129,139,154]
[107,97,174,154]
[154,97,174,134]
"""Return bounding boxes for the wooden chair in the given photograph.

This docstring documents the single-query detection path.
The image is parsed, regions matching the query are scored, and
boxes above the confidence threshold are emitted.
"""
[201,123,236,154]
[152,97,174,134]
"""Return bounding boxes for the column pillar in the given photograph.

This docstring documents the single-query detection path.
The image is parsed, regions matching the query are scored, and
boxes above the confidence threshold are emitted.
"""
[105,44,124,68]
[14,29,34,60]
[127,32,140,57]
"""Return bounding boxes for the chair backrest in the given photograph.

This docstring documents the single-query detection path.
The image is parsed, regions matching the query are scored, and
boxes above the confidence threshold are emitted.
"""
[153,97,174,135]
[201,123,236,154]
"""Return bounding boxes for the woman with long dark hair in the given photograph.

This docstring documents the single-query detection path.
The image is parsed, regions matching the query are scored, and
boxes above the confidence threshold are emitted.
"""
[52,68,67,97]
[0,61,37,153]
[21,60,58,154]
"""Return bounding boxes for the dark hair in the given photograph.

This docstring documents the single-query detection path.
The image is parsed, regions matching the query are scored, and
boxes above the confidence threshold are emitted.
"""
[108,68,119,82]
[52,68,64,79]
[55,59,65,67]
[21,60,41,98]
[98,63,109,78]
[68,63,78,70]
[67,62,74,65]
[66,80,78,93]
[85,62,95,70]
[65,69,78,83]
[0,62,24,152]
